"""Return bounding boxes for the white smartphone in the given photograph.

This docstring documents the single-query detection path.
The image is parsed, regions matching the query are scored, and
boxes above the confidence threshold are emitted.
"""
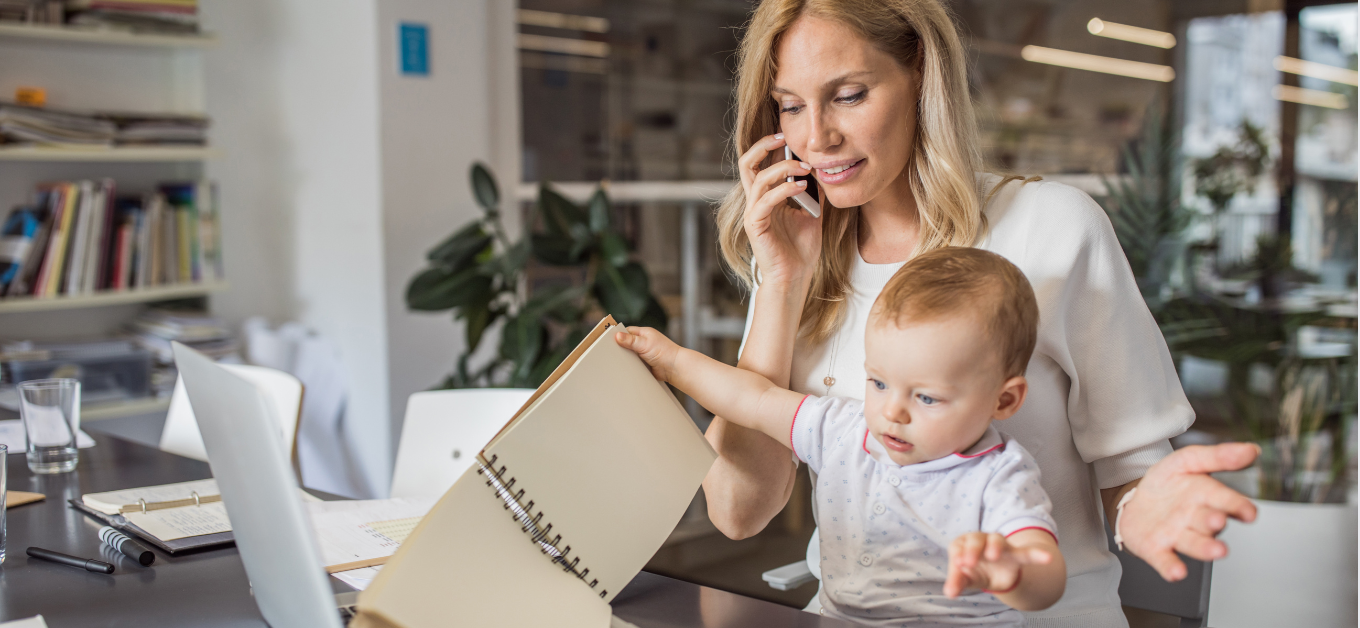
[784,146,821,218]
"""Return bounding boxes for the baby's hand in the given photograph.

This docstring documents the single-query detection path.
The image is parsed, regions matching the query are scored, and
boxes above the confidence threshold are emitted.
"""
[943,532,1052,598]
[614,327,680,382]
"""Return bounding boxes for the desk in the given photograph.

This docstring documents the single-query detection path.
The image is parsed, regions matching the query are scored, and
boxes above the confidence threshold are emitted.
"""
[1,434,852,627]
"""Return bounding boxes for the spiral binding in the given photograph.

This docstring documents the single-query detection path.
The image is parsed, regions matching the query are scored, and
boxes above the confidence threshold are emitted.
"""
[476,453,607,599]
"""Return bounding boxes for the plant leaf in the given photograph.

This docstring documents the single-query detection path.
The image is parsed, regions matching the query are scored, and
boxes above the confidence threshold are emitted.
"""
[587,188,611,233]
[504,239,530,272]
[639,295,669,330]
[538,184,587,236]
[427,222,492,269]
[406,266,494,311]
[593,261,650,322]
[523,284,587,316]
[470,163,500,213]
[531,233,583,266]
[599,232,630,267]
[500,314,545,387]
[460,301,499,351]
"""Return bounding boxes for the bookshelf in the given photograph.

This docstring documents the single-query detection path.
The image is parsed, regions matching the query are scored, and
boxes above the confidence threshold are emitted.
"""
[0,146,216,162]
[1,19,219,423]
[0,23,216,48]
[0,282,227,314]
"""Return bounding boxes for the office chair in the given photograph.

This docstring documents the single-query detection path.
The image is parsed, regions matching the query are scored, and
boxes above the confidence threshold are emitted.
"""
[160,364,304,466]
[388,388,533,499]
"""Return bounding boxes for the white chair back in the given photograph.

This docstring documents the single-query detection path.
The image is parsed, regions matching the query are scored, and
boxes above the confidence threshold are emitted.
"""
[389,388,533,499]
[159,364,304,463]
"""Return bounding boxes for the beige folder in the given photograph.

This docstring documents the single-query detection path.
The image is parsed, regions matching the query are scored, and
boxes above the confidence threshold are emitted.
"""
[354,317,717,628]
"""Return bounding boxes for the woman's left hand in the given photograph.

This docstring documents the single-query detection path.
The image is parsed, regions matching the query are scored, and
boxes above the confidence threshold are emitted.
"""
[1117,443,1260,581]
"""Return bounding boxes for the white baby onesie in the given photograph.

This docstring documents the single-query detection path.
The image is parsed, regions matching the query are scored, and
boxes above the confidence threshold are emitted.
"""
[790,395,1058,627]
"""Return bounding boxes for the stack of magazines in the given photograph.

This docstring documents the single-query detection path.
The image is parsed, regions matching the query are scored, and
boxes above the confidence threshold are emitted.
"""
[65,0,198,34]
[0,180,223,298]
[0,103,208,148]
[107,111,208,146]
[0,103,117,147]
[130,308,239,395]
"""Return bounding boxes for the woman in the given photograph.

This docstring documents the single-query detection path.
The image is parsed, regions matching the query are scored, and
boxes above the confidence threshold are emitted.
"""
[705,1,1261,625]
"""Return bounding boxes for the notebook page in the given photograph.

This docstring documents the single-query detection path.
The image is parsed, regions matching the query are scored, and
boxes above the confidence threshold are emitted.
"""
[123,502,232,541]
[481,325,716,602]
[355,465,611,628]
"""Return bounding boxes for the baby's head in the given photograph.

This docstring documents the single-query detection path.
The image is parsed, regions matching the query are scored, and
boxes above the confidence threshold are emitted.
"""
[863,247,1039,466]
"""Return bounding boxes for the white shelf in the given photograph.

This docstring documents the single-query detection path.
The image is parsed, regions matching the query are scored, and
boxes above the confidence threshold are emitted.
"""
[0,145,215,162]
[0,282,227,314]
[0,23,216,48]
[83,397,171,421]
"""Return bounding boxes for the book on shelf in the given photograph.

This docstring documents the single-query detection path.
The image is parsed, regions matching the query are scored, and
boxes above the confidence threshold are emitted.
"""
[0,1,63,26]
[0,179,223,299]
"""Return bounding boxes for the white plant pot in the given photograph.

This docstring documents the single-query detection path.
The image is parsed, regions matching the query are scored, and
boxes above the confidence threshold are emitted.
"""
[1207,499,1358,627]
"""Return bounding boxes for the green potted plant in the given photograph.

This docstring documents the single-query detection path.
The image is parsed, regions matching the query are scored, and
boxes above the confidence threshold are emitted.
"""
[406,163,668,389]
[1099,105,1194,306]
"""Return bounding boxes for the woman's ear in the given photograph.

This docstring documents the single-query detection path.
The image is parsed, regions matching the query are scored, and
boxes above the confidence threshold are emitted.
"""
[992,376,1028,421]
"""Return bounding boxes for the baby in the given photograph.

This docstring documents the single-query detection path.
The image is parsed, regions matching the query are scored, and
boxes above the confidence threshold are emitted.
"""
[616,247,1064,626]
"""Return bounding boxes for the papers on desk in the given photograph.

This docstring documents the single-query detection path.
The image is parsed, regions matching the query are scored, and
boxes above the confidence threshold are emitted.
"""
[308,498,434,573]
[333,566,383,591]
[0,420,95,452]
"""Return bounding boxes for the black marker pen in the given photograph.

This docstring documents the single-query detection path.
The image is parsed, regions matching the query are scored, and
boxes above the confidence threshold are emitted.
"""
[27,546,115,574]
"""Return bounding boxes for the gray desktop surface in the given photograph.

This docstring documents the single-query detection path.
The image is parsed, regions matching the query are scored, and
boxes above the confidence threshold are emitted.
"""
[0,433,853,627]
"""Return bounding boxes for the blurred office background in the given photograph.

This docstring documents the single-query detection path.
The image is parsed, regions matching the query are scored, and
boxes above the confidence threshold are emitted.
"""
[0,0,1354,625]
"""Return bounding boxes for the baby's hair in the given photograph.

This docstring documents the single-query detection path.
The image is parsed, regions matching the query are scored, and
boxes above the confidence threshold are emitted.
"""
[870,247,1039,378]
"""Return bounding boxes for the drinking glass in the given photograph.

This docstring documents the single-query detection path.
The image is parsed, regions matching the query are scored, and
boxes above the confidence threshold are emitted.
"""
[17,379,80,474]
[0,443,7,564]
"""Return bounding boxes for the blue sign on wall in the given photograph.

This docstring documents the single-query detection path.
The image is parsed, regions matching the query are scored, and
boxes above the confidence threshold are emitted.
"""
[399,22,430,76]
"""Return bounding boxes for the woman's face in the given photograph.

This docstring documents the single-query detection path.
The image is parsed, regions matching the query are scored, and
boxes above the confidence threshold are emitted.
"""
[772,16,920,210]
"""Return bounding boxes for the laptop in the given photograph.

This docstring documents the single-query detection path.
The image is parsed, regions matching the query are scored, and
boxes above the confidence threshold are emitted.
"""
[172,342,356,627]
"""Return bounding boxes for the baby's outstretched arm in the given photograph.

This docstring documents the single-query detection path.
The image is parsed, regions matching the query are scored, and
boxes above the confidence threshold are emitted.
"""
[615,327,805,448]
[943,530,1065,611]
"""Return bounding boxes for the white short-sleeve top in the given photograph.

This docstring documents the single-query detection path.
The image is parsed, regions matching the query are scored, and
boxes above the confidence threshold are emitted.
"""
[739,176,1193,627]
[792,394,1057,627]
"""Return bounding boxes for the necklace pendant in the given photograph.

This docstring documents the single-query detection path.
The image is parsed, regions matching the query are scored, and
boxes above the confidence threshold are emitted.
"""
[823,376,836,387]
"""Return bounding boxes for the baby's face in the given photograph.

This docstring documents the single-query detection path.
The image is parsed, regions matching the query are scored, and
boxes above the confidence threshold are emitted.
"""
[862,315,1013,466]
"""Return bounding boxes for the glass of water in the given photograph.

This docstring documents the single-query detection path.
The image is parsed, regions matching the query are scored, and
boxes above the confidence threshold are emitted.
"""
[0,443,7,563]
[17,379,80,474]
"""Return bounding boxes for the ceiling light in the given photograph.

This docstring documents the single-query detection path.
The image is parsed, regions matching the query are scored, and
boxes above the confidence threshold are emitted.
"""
[517,34,609,58]
[1020,45,1175,81]
[1087,18,1176,48]
[517,9,609,34]
[1274,56,1358,86]
[1273,85,1349,109]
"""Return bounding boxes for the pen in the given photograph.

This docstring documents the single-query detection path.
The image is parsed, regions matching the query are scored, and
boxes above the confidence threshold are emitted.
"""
[26,546,115,574]
[99,526,155,566]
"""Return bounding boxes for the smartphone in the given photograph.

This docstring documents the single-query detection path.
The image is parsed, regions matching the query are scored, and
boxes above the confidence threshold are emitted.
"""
[783,145,821,218]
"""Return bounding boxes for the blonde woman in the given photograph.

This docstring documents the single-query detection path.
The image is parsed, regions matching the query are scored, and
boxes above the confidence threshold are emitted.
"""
[706,1,1261,625]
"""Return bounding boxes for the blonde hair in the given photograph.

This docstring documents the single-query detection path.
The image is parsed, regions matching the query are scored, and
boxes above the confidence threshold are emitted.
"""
[871,247,1039,378]
[716,0,990,344]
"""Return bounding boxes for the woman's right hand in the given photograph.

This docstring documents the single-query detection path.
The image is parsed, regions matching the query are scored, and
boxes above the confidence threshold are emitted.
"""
[738,133,823,290]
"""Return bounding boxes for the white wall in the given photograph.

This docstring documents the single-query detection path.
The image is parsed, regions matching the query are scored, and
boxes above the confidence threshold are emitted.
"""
[202,0,520,497]
[374,0,522,450]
